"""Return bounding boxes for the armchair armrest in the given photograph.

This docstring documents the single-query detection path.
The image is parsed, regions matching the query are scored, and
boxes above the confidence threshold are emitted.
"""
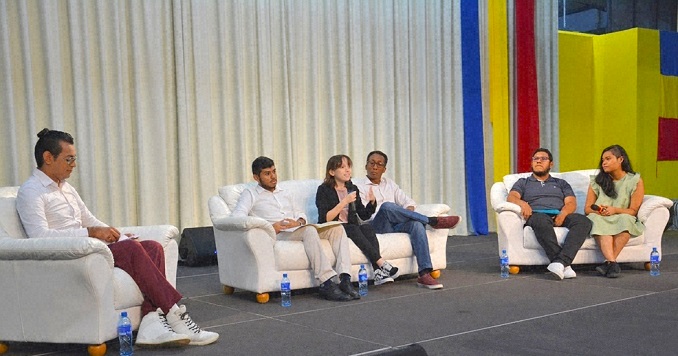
[212,216,276,240]
[0,236,113,267]
[494,201,522,215]
[638,195,673,223]
[490,182,509,210]
[119,225,180,247]
[415,204,451,217]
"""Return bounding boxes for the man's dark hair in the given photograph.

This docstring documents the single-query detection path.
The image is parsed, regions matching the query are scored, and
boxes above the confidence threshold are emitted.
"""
[366,150,388,166]
[34,128,74,168]
[532,148,553,162]
[252,156,275,175]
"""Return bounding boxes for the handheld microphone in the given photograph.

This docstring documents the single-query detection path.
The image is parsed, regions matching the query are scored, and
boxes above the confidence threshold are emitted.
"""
[346,180,357,211]
[591,204,601,212]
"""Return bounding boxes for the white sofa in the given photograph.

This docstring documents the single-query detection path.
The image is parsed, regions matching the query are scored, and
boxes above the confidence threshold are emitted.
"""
[208,179,452,303]
[0,186,180,356]
[490,170,673,271]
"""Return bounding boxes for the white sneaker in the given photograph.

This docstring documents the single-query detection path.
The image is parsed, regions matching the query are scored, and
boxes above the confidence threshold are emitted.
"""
[373,267,394,286]
[563,265,577,279]
[135,309,191,347]
[547,262,564,280]
[166,304,219,346]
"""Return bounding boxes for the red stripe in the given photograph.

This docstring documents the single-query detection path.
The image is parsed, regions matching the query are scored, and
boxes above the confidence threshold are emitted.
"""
[515,0,540,172]
[658,117,678,160]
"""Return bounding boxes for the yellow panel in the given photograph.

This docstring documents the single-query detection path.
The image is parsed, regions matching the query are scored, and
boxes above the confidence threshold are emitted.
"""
[634,29,662,195]
[559,28,678,198]
[558,31,597,171]
[488,0,510,182]
[660,76,678,118]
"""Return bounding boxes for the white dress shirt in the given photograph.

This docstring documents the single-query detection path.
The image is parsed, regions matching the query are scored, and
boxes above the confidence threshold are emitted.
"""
[353,176,417,220]
[231,184,307,223]
[16,169,107,238]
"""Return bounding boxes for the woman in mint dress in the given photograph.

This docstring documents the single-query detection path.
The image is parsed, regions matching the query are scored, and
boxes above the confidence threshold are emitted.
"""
[585,145,645,278]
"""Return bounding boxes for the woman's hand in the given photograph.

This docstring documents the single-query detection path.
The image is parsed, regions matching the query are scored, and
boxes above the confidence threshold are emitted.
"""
[599,205,616,216]
[341,191,357,207]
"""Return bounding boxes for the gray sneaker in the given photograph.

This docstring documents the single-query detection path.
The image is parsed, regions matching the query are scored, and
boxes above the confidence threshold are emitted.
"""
[374,267,394,286]
[606,262,621,278]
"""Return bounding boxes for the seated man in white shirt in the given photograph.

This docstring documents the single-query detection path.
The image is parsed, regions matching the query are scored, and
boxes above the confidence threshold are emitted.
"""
[353,151,461,290]
[231,156,358,301]
[16,129,218,347]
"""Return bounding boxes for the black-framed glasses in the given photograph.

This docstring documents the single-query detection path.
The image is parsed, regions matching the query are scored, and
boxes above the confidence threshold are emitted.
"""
[532,157,550,162]
[367,161,385,167]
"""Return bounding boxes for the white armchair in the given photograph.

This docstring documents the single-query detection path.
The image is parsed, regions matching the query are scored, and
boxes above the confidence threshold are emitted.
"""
[208,179,452,303]
[0,186,180,356]
[490,170,673,272]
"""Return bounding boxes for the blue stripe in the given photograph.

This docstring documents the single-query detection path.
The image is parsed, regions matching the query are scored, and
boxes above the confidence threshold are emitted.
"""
[461,0,488,235]
[660,31,678,76]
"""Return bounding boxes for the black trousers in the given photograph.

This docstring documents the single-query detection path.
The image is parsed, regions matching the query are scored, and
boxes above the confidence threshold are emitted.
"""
[525,212,592,266]
[342,223,381,269]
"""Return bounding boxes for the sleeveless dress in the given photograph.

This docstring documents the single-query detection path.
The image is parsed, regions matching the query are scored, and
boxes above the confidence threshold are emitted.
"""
[587,173,645,237]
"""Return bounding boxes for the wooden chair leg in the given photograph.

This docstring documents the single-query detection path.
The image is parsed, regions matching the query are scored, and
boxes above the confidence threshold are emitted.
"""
[223,285,235,295]
[0,342,9,354]
[430,270,441,279]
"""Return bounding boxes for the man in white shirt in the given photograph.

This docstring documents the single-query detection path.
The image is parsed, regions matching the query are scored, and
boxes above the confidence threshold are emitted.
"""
[354,151,461,290]
[231,156,358,301]
[16,129,218,347]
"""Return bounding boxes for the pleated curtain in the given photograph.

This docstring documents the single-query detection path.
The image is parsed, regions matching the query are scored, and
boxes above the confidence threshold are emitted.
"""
[0,0,558,234]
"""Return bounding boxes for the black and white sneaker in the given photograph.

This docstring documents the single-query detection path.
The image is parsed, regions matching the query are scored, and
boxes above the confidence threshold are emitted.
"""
[374,267,394,285]
[381,261,400,279]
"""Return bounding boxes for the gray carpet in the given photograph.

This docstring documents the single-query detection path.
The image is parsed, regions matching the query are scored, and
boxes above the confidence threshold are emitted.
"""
[7,230,678,355]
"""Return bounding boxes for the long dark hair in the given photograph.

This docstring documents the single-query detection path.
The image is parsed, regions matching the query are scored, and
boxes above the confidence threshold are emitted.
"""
[595,144,635,199]
[323,155,352,187]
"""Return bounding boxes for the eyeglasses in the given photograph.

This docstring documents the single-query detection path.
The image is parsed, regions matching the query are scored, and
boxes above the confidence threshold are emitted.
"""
[367,161,385,168]
[532,157,550,162]
[64,156,77,165]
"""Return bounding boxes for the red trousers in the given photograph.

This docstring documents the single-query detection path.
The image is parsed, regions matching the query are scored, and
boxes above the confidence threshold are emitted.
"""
[108,239,182,316]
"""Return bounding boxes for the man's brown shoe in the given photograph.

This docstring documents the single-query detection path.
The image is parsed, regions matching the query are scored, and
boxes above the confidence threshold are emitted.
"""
[429,215,461,229]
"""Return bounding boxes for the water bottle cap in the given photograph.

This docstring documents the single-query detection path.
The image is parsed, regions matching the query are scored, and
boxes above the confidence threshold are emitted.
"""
[502,249,506,253]
[283,273,288,277]
[360,264,364,268]
[121,311,127,317]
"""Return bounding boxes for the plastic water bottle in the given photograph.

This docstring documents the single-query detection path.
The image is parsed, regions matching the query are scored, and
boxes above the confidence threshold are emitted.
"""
[281,273,291,307]
[500,249,509,279]
[118,311,133,356]
[358,264,368,296]
[650,247,660,276]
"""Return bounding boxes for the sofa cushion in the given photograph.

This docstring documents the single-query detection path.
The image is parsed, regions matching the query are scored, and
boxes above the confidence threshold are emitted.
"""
[522,226,644,251]
[219,183,256,215]
[0,197,28,239]
[112,268,144,310]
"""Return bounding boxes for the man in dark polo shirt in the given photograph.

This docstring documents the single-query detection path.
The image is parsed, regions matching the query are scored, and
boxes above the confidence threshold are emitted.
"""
[507,148,592,280]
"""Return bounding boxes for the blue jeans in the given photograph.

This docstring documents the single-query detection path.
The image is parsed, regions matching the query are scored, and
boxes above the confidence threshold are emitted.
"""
[368,202,432,274]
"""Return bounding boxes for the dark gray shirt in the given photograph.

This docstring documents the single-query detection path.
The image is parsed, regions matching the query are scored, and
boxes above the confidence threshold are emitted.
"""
[510,175,574,211]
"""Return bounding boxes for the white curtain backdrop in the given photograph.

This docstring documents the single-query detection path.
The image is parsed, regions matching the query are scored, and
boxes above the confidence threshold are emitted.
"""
[1,0,478,233]
[535,1,559,169]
